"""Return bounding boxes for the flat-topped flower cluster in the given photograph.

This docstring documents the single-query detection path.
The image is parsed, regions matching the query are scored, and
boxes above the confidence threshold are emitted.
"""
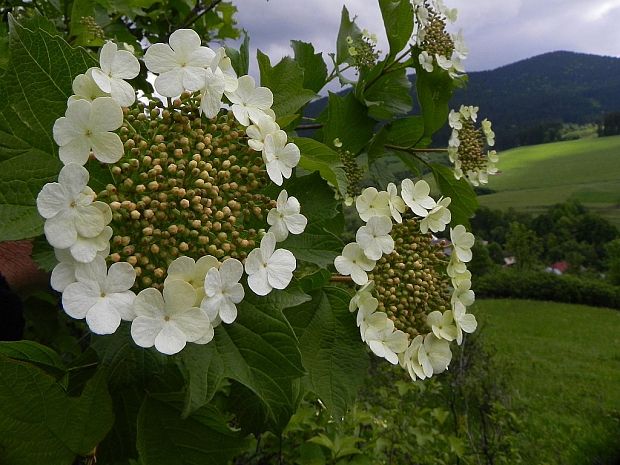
[335,179,477,381]
[37,29,307,355]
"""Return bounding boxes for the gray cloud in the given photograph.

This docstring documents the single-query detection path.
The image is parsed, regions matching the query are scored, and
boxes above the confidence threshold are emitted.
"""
[232,0,620,74]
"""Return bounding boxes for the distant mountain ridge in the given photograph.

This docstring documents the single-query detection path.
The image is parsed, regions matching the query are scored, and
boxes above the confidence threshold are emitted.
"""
[306,51,620,149]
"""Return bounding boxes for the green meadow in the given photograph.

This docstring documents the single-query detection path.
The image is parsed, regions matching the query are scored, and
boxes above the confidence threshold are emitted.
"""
[474,299,620,465]
[479,136,620,226]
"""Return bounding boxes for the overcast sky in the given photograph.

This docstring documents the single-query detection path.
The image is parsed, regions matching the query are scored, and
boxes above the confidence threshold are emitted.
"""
[234,0,620,73]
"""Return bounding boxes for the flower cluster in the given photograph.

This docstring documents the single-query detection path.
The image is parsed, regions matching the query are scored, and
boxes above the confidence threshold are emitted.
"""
[413,0,466,79]
[335,179,477,381]
[37,29,307,355]
[448,105,499,185]
[346,29,380,70]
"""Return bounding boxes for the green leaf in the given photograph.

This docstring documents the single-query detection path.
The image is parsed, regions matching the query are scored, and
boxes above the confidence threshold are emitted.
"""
[291,40,328,93]
[257,50,316,119]
[0,340,65,377]
[368,116,425,164]
[293,137,348,197]
[0,359,113,465]
[226,31,249,76]
[379,0,414,58]
[281,225,343,267]
[0,16,96,241]
[322,92,375,155]
[284,287,369,417]
[336,6,362,65]
[31,235,57,271]
[137,397,248,465]
[415,67,454,138]
[430,163,478,226]
[363,69,413,120]
[70,0,105,46]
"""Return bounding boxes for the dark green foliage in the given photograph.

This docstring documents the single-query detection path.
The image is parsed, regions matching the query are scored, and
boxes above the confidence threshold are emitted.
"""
[606,239,620,285]
[475,269,620,309]
[599,111,620,136]
[504,222,543,270]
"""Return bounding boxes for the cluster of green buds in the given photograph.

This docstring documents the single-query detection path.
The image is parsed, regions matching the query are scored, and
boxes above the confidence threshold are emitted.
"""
[79,16,105,40]
[346,29,380,69]
[97,96,274,290]
[333,138,363,203]
[448,105,498,186]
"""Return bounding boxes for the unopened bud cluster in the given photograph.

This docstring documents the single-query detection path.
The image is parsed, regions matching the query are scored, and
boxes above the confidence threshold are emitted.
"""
[339,149,363,199]
[418,3,454,59]
[369,218,450,337]
[97,95,274,289]
[346,30,380,69]
[79,16,105,40]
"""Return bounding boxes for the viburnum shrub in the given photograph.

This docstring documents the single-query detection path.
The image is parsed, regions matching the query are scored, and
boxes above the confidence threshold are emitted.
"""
[0,0,499,463]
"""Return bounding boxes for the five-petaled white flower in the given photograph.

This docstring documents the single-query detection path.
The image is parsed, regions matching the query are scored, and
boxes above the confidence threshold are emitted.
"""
[69,69,109,104]
[450,224,475,262]
[355,215,394,260]
[262,130,300,186]
[202,258,245,324]
[401,179,436,217]
[355,187,391,222]
[164,255,220,305]
[267,190,307,241]
[364,315,409,365]
[144,29,215,97]
[247,115,280,152]
[225,75,274,126]
[386,183,406,223]
[420,197,452,234]
[90,41,140,107]
[131,280,213,355]
[62,257,136,335]
[53,97,124,165]
[426,310,458,341]
[245,232,296,296]
[334,243,376,285]
[37,164,109,251]
[453,302,477,344]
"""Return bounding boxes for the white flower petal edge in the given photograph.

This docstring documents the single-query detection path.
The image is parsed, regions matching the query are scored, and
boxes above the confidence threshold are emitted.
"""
[201,258,244,324]
[91,41,140,106]
[334,243,376,286]
[355,187,391,222]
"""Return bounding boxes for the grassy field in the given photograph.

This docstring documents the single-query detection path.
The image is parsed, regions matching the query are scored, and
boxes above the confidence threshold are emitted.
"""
[474,299,620,465]
[479,136,620,226]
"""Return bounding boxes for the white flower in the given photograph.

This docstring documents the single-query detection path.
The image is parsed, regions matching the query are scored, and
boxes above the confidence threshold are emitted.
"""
[334,243,376,286]
[449,129,461,148]
[50,244,111,292]
[401,179,436,217]
[349,280,374,312]
[444,6,458,22]
[355,187,391,222]
[144,29,215,97]
[199,69,227,119]
[420,197,452,233]
[70,224,113,263]
[201,258,244,324]
[247,115,280,152]
[355,215,394,260]
[447,254,468,279]
[225,75,274,126]
[267,190,307,241]
[37,164,109,250]
[131,280,213,355]
[245,232,296,296]
[62,257,136,335]
[90,41,140,107]
[451,279,475,311]
[453,30,468,59]
[364,315,409,365]
[450,224,475,262]
[262,131,300,186]
[449,57,466,79]
[209,47,238,92]
[68,69,109,103]
[419,51,434,72]
[420,333,452,375]
[417,6,429,26]
[453,302,477,344]
[435,54,452,70]
[448,109,462,130]
[358,307,387,342]
[426,310,458,341]
[164,255,219,305]
[481,119,495,146]
[386,183,406,223]
[53,97,124,165]
[460,105,479,122]
[399,335,426,380]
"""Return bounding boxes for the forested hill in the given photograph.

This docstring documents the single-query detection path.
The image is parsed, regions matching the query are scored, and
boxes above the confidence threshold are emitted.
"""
[306,51,620,149]
[449,51,620,147]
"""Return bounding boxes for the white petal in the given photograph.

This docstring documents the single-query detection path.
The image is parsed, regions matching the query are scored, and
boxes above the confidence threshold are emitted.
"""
[231,104,250,126]
[172,307,212,342]
[154,69,184,97]
[62,281,99,319]
[247,86,273,109]
[219,258,243,284]
[163,279,197,312]
[59,163,90,197]
[90,97,123,132]
[86,299,121,335]
[45,212,77,249]
[167,256,196,281]
[110,78,136,107]
[111,50,140,79]
[105,262,136,292]
[218,299,238,324]
[143,43,176,73]
[90,132,124,164]
[91,68,112,93]
[134,288,165,318]
[105,291,136,321]
[51,262,76,292]
[131,316,162,348]
[203,267,222,297]
[260,232,277,258]
[74,206,105,238]
[266,160,284,185]
[59,137,91,166]
[37,183,69,218]
[244,248,264,274]
[267,249,296,289]
[154,323,187,355]
[247,267,271,296]
[169,29,202,56]
[181,67,207,92]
